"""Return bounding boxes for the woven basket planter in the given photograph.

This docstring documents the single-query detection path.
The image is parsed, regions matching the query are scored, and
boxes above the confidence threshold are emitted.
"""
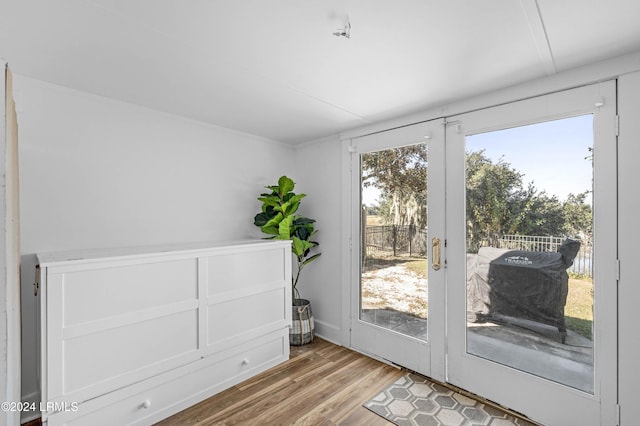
[290,299,314,346]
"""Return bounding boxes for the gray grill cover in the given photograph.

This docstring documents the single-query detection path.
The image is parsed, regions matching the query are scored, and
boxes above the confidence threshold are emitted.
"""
[467,239,580,332]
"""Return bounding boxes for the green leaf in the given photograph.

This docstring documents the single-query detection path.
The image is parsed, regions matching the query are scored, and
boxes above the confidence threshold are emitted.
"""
[293,217,315,225]
[276,201,297,215]
[263,212,283,228]
[278,215,294,240]
[253,211,276,227]
[260,225,279,236]
[257,196,280,208]
[283,193,305,212]
[292,236,306,257]
[301,253,321,266]
[291,202,302,216]
[294,226,310,241]
[261,205,276,215]
[278,176,295,194]
[292,236,314,256]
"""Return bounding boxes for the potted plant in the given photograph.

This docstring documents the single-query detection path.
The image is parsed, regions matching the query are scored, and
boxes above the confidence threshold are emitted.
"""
[253,175,321,345]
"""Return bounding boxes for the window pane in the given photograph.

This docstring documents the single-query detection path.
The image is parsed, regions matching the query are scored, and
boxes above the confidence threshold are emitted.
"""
[360,144,428,341]
[465,115,594,393]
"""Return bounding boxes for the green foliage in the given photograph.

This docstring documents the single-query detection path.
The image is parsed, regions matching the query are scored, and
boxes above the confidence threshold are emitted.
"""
[254,176,321,300]
[562,192,592,237]
[466,151,530,251]
[465,150,593,252]
[361,144,427,227]
[362,146,592,253]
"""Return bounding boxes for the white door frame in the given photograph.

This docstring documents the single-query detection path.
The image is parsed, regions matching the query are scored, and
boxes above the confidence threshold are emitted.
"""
[342,81,617,426]
[346,120,446,379]
[444,81,617,426]
[1,61,22,426]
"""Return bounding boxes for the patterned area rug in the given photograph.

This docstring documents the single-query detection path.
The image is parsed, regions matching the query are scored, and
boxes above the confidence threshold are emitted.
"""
[364,373,538,426]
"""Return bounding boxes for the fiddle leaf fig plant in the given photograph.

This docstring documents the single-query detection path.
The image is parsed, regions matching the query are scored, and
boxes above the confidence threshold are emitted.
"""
[254,176,321,300]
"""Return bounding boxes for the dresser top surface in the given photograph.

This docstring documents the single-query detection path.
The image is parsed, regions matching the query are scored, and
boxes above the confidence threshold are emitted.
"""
[37,239,289,266]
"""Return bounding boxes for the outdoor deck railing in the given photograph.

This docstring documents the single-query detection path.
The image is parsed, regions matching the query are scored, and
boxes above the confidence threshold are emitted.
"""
[492,234,593,277]
[364,227,593,277]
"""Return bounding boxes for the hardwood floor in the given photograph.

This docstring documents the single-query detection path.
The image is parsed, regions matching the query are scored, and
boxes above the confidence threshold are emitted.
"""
[156,338,403,425]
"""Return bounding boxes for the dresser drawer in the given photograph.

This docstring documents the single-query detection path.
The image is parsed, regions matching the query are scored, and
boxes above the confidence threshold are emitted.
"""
[44,329,289,426]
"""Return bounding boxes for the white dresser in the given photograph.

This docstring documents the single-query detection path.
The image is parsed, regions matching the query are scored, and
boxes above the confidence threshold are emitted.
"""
[36,240,291,426]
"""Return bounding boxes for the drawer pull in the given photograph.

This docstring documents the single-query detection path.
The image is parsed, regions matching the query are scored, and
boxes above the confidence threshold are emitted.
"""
[242,359,250,366]
[141,400,151,409]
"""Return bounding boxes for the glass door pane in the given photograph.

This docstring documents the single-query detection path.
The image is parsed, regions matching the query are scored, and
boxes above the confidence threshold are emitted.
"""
[349,120,444,378]
[446,81,617,425]
[465,115,595,393]
[360,144,428,341]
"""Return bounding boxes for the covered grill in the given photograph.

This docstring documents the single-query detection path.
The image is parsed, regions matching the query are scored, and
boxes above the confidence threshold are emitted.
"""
[467,239,581,342]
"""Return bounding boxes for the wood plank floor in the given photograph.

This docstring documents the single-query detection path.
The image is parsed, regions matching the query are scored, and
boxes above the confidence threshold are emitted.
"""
[156,338,404,425]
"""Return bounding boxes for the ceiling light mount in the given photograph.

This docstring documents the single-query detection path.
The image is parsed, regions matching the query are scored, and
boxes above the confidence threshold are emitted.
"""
[333,20,351,39]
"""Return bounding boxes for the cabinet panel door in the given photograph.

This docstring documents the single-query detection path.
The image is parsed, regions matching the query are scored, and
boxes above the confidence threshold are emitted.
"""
[63,309,198,396]
[205,247,287,295]
[62,258,198,325]
[46,258,200,403]
[206,288,287,346]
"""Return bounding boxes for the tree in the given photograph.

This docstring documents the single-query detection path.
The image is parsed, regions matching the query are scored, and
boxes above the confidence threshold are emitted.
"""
[363,147,593,252]
[465,150,533,250]
[514,190,564,236]
[562,192,592,237]
[361,144,427,227]
[465,150,569,251]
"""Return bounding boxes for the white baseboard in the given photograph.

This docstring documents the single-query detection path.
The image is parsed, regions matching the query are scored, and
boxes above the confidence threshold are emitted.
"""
[313,319,343,346]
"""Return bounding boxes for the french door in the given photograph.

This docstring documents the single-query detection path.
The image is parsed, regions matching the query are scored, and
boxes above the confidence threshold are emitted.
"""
[349,81,617,425]
[349,120,446,380]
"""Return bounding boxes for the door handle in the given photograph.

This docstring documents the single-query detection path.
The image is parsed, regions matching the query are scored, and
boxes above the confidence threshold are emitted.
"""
[432,237,441,271]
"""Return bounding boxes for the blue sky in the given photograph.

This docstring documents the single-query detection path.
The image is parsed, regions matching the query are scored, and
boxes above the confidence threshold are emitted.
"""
[466,114,594,204]
[361,114,594,207]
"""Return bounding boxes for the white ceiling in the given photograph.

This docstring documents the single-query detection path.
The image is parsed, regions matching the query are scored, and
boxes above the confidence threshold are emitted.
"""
[2,0,640,144]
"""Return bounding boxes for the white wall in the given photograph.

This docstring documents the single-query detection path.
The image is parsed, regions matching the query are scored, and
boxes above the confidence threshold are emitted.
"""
[15,75,295,420]
[617,71,640,426]
[293,135,343,343]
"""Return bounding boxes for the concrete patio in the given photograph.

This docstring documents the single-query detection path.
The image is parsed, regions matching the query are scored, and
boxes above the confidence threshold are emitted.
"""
[361,309,594,393]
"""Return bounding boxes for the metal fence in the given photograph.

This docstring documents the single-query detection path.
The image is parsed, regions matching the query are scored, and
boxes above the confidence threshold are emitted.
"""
[493,234,593,277]
[364,229,593,277]
[364,225,427,258]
